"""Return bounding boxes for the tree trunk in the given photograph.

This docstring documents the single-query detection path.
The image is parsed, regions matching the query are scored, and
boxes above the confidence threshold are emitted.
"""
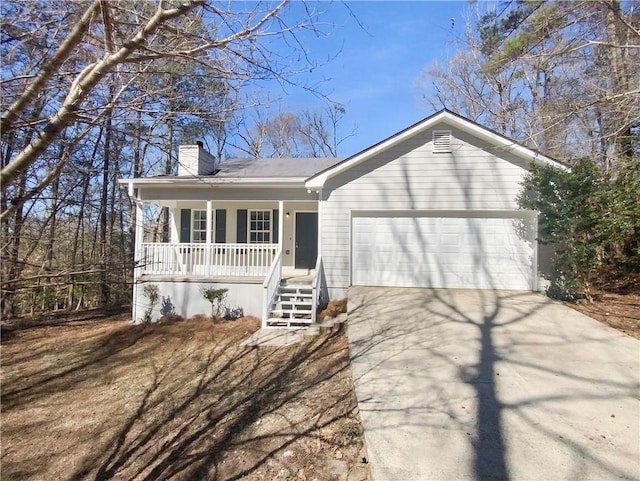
[45,142,64,311]
[162,112,174,242]
[99,85,114,307]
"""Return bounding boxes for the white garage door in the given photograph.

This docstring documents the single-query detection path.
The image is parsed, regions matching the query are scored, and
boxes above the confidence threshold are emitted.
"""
[352,214,536,290]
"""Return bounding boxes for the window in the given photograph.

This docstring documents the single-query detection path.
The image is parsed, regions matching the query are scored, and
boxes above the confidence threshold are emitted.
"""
[249,210,271,243]
[433,130,452,153]
[192,210,209,243]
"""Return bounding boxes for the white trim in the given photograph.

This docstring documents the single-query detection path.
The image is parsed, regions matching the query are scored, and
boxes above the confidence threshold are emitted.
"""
[132,195,144,323]
[317,190,323,256]
[206,200,213,244]
[350,209,538,219]
[118,177,309,188]
[191,209,209,243]
[278,200,284,253]
[305,110,567,189]
[248,209,272,244]
[532,214,539,291]
[348,208,354,287]
[169,209,179,243]
[191,208,223,244]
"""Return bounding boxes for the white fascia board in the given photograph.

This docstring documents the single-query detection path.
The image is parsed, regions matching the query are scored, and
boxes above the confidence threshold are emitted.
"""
[117,177,307,189]
[305,111,567,189]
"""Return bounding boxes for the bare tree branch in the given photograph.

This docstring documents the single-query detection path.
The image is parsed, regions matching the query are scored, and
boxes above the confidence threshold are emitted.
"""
[0,0,101,134]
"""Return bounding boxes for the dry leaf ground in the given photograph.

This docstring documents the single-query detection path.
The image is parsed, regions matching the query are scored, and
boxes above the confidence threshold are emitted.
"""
[568,290,640,340]
[2,291,636,480]
[1,313,369,481]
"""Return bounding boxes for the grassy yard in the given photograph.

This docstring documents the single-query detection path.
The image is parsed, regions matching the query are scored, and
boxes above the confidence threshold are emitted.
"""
[1,314,368,480]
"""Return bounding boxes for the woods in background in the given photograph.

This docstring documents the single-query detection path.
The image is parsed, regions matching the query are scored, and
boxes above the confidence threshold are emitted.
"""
[2,1,637,318]
[0,0,346,317]
[420,0,639,296]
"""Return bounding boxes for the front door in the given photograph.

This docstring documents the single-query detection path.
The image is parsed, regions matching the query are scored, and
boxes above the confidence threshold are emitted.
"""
[294,212,318,269]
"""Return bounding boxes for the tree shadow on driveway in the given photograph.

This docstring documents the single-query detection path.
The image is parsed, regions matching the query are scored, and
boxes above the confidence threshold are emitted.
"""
[347,286,639,481]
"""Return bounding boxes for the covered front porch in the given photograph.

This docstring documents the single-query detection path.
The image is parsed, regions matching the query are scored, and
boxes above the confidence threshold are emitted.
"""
[118,148,340,327]
[129,192,326,327]
[139,197,319,277]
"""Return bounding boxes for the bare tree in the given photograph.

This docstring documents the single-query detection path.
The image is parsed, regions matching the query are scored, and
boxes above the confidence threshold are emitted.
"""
[1,0,319,191]
[299,103,356,157]
[233,103,356,158]
[0,0,330,316]
[416,0,640,163]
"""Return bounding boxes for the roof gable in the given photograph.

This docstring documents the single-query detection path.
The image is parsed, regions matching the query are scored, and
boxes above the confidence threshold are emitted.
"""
[305,109,567,189]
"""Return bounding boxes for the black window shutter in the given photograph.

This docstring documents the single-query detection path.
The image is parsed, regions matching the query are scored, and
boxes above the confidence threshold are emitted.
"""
[215,209,226,243]
[180,209,191,243]
[272,209,279,244]
[236,209,247,243]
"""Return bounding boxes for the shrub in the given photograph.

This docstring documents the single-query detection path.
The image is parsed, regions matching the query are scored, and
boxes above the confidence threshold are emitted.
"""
[200,287,229,321]
[519,159,640,300]
[141,284,159,324]
[225,306,244,320]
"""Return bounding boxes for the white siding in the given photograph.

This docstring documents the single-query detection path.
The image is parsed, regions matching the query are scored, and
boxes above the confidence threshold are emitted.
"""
[320,126,532,294]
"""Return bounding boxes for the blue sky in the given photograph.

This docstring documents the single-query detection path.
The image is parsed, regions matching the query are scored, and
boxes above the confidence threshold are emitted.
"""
[261,1,471,156]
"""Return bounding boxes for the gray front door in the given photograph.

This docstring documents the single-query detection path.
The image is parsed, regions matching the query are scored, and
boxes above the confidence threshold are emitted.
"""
[295,212,318,269]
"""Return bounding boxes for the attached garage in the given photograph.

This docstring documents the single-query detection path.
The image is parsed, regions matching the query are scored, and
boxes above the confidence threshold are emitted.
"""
[305,110,567,299]
[351,211,537,291]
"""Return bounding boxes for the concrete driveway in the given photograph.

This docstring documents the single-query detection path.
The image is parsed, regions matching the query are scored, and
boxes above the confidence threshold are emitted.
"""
[347,287,639,481]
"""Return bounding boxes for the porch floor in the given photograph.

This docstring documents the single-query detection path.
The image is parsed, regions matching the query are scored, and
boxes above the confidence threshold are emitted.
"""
[281,267,313,283]
[139,275,264,284]
[139,269,312,285]
[281,274,313,284]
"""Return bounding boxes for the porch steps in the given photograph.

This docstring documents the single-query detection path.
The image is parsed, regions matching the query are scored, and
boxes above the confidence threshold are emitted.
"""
[265,281,314,328]
[247,313,348,346]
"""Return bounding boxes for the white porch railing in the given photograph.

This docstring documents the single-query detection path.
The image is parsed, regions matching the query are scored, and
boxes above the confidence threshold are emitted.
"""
[141,243,278,277]
[262,249,282,323]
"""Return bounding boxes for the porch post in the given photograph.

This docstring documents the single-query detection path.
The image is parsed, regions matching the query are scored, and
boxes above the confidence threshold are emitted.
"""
[205,200,213,244]
[317,190,323,255]
[168,209,178,243]
[205,200,213,276]
[132,192,144,323]
[278,200,284,279]
[278,200,284,252]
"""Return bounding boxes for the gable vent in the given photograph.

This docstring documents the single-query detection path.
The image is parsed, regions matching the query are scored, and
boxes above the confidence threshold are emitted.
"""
[433,130,452,153]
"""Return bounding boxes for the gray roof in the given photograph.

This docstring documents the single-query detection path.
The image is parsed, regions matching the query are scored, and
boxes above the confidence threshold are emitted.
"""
[214,157,342,178]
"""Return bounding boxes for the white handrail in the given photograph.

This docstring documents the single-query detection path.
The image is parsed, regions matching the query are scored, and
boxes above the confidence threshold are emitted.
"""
[262,249,282,324]
[141,243,278,277]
